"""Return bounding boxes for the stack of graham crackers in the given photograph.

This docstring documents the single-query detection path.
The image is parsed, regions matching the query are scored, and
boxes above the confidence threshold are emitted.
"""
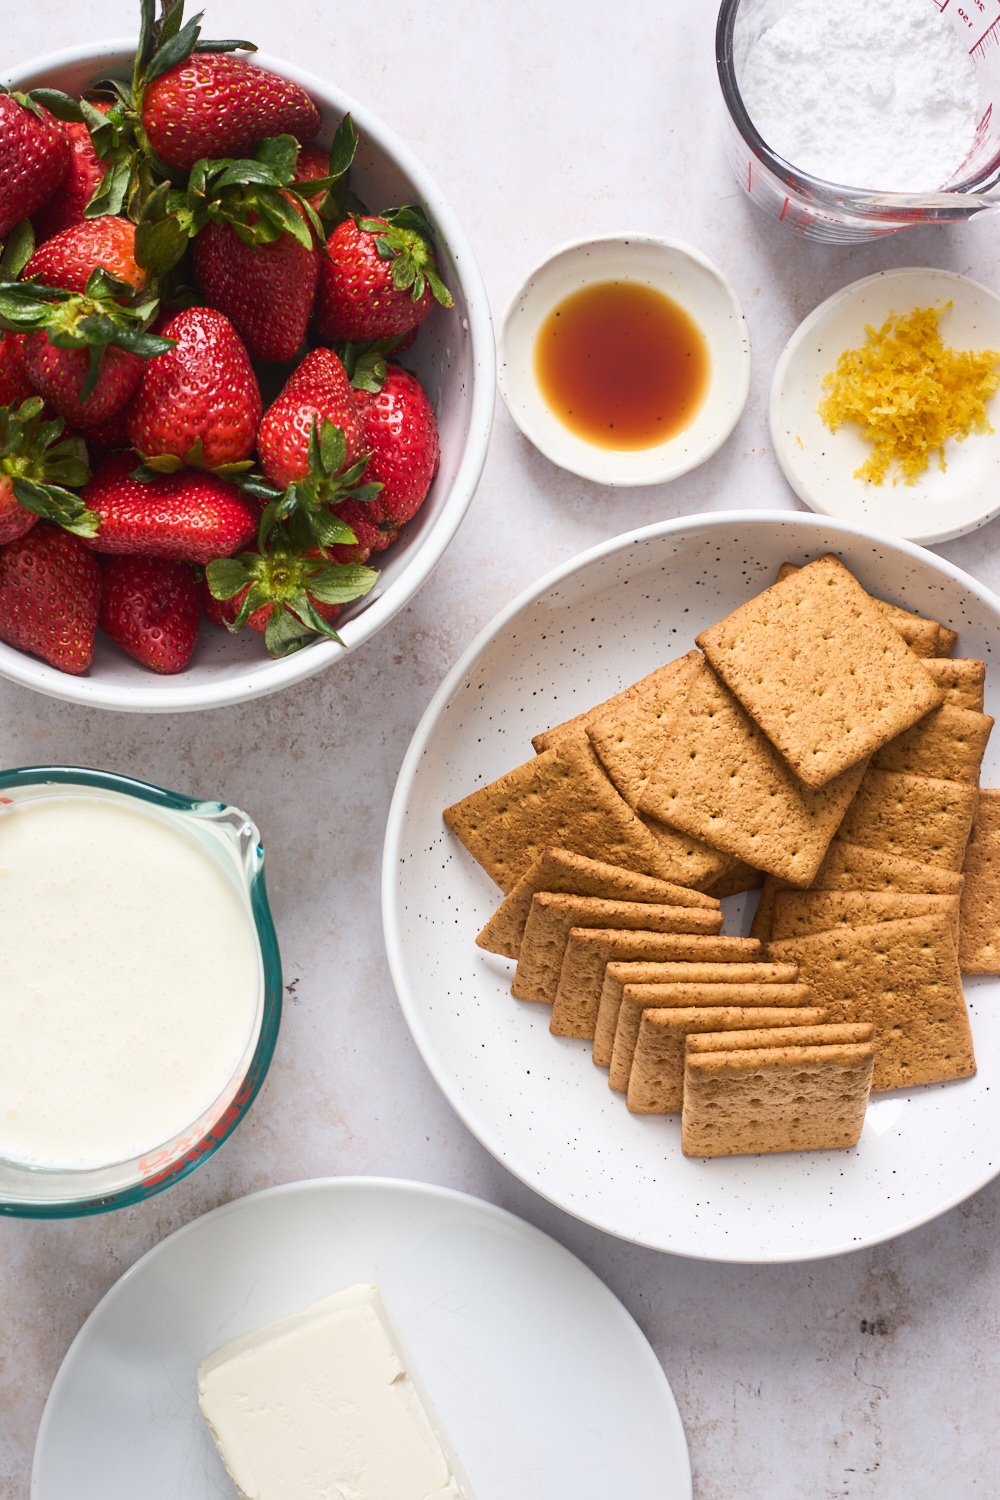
[443,554,996,1160]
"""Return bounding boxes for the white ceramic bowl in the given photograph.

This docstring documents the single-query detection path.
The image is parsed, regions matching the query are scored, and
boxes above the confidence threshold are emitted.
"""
[770,268,1000,546]
[383,511,1000,1263]
[496,233,751,486]
[0,43,495,713]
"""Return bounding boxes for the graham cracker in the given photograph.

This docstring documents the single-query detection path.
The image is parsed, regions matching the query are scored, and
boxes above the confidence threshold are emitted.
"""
[593,960,800,1067]
[810,839,965,897]
[775,562,943,657]
[609,981,813,1093]
[872,704,993,785]
[585,650,701,808]
[769,913,976,1090]
[531,656,698,755]
[550,930,762,1040]
[969,787,1000,842]
[625,1006,826,1113]
[636,654,869,883]
[698,555,943,788]
[686,1021,874,1054]
[701,861,765,899]
[937,627,959,658]
[749,875,791,943]
[475,847,719,960]
[958,791,1000,972]
[442,729,720,893]
[835,767,978,872]
[512,893,723,1005]
[922,658,986,712]
[640,812,735,888]
[772,888,961,952]
[681,1040,875,1156]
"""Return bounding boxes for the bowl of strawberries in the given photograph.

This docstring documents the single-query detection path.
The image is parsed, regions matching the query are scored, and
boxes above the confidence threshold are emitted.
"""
[0,2,494,710]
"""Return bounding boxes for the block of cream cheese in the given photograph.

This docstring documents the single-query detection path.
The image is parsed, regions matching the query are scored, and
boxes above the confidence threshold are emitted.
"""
[198,1283,471,1500]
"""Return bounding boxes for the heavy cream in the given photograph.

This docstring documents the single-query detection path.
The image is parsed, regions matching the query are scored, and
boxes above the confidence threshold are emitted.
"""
[0,792,261,1169]
[198,1284,468,1500]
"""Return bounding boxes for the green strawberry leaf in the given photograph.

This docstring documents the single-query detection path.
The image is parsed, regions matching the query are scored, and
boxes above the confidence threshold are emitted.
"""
[264,604,319,656]
[309,510,358,549]
[0,219,35,280]
[10,478,99,536]
[328,114,358,181]
[144,13,208,85]
[206,556,254,600]
[135,212,190,275]
[85,157,132,219]
[253,134,299,181]
[137,453,185,474]
[303,562,378,604]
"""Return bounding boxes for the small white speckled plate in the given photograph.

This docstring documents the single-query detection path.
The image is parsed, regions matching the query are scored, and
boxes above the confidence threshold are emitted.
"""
[383,512,1000,1263]
[497,234,751,485]
[770,269,1000,546]
[32,1178,690,1500]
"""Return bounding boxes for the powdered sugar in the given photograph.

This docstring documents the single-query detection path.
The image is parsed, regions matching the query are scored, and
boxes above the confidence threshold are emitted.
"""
[740,0,981,193]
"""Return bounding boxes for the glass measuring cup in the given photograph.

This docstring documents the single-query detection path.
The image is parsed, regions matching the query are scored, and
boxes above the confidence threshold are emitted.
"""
[717,0,1000,241]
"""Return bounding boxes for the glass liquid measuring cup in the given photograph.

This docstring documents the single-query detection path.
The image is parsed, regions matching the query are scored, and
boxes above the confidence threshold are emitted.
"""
[717,0,1000,241]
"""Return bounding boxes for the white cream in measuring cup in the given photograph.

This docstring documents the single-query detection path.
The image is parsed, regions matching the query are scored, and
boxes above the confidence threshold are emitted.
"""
[0,793,261,1169]
[741,0,981,192]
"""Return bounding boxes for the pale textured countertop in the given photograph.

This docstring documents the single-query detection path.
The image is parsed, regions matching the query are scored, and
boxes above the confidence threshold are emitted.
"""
[3,2,1000,1496]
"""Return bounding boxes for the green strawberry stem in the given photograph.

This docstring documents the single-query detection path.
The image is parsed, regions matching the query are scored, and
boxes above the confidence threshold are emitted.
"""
[0,397,97,535]
[206,526,378,657]
[245,417,382,554]
[356,205,454,309]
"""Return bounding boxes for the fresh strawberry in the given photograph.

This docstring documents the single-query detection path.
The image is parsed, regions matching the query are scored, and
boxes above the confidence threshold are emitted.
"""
[205,529,376,656]
[257,348,364,487]
[98,554,201,673]
[0,90,70,238]
[81,451,257,563]
[352,363,439,549]
[0,521,100,673]
[81,401,132,465]
[141,55,320,172]
[201,549,342,635]
[325,496,378,563]
[0,333,32,406]
[127,306,261,468]
[21,338,144,429]
[0,396,93,544]
[193,219,319,364]
[315,207,453,343]
[32,115,109,242]
[25,217,148,294]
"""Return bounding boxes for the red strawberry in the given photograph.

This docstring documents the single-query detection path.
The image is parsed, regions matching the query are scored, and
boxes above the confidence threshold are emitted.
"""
[99,555,201,673]
[0,477,38,546]
[193,219,319,365]
[82,452,257,563]
[325,496,377,563]
[127,306,261,468]
[257,348,364,488]
[0,93,70,238]
[141,55,321,172]
[32,116,108,242]
[315,210,453,343]
[352,364,439,548]
[0,333,32,407]
[81,401,132,464]
[25,217,148,295]
[0,521,100,673]
[21,337,144,429]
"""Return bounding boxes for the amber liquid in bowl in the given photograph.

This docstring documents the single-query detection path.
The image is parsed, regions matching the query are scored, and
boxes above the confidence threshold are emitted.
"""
[534,280,709,451]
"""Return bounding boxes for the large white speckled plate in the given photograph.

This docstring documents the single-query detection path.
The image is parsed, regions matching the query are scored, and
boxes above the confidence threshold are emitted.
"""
[383,512,1000,1262]
[32,1178,690,1500]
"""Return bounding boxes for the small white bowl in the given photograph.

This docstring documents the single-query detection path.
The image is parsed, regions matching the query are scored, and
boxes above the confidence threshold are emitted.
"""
[770,268,1000,546]
[496,234,751,486]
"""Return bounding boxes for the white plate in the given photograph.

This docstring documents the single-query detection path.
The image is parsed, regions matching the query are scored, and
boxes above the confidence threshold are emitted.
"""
[382,511,1000,1263]
[31,1177,690,1500]
[770,268,1000,546]
[497,234,750,486]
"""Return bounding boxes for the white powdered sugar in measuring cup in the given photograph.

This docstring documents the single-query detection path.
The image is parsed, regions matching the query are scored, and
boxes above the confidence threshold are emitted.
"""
[740,0,980,193]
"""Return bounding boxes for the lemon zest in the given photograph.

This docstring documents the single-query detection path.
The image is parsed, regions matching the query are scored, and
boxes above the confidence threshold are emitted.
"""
[818,304,1000,485]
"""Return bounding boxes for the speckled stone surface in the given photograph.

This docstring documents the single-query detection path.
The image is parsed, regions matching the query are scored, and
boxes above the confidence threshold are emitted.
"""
[3,2,1000,1496]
